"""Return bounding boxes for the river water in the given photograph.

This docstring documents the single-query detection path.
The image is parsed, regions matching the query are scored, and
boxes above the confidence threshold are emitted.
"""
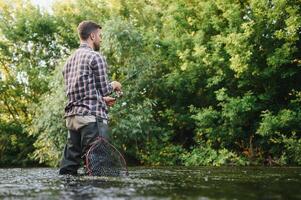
[0,167,300,199]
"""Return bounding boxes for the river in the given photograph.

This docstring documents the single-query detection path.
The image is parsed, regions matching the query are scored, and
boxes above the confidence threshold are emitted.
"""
[0,166,300,199]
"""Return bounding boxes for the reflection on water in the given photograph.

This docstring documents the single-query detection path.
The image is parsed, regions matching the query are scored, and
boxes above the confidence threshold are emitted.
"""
[0,167,301,199]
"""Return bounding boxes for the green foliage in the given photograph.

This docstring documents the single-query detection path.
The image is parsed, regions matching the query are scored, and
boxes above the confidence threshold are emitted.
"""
[143,144,185,166]
[28,64,67,167]
[282,136,301,165]
[110,98,161,162]
[181,145,249,166]
[0,1,66,166]
[0,120,36,166]
[258,109,298,137]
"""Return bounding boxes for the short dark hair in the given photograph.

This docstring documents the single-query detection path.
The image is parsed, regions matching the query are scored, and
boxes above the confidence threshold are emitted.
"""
[77,20,102,40]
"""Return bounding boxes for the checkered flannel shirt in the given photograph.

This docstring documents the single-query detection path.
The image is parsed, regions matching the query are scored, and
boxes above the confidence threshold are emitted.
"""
[63,43,113,119]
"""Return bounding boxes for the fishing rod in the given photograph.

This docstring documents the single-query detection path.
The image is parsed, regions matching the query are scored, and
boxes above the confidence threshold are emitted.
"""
[111,62,154,99]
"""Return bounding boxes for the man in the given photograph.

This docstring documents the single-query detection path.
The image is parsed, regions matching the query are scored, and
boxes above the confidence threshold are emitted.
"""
[59,20,121,175]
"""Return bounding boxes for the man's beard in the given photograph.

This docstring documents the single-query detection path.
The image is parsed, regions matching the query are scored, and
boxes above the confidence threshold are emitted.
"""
[93,42,100,51]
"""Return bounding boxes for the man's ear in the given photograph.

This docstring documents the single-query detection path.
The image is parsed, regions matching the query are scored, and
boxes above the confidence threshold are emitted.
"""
[90,32,95,40]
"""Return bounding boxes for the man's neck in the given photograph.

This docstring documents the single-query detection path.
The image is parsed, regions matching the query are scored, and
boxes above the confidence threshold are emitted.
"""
[80,40,94,50]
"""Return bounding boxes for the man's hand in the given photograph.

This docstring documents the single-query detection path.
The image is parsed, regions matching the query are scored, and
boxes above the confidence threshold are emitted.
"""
[111,81,122,92]
[103,96,116,107]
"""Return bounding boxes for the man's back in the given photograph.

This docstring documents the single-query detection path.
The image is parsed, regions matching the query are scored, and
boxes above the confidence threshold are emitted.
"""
[63,43,113,119]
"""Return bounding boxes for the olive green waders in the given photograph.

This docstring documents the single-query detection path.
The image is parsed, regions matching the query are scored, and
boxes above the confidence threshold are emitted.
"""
[59,116,109,175]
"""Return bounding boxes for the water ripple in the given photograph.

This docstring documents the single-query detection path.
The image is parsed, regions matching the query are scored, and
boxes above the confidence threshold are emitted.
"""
[0,167,300,199]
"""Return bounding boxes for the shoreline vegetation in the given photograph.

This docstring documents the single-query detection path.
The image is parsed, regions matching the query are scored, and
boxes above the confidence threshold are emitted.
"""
[0,0,300,167]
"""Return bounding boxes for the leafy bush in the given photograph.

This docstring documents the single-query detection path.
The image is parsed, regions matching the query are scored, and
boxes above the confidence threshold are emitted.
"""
[28,64,67,167]
[181,145,249,166]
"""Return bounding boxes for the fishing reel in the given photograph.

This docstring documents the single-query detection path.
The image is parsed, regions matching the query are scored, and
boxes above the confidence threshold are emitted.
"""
[111,90,123,99]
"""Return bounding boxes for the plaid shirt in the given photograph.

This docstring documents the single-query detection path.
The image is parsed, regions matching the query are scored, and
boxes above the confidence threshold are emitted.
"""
[63,43,113,119]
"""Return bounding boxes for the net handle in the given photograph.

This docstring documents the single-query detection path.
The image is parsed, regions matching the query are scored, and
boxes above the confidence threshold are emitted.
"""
[96,117,105,138]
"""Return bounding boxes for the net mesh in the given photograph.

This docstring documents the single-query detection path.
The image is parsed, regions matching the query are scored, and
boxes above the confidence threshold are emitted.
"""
[85,137,128,176]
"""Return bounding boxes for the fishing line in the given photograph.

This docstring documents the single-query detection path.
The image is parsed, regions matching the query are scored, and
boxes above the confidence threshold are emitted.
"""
[111,61,155,99]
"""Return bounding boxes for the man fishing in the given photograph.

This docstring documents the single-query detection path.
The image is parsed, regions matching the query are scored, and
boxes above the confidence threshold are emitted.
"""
[59,20,121,175]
